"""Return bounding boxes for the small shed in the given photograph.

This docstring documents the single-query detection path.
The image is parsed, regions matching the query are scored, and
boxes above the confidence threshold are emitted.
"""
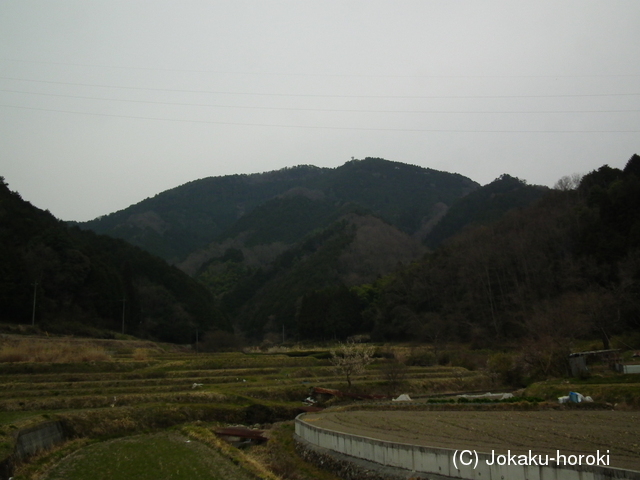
[568,349,620,377]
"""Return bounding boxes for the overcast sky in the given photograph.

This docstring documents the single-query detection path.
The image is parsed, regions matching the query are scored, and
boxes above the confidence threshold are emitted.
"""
[1,1,639,221]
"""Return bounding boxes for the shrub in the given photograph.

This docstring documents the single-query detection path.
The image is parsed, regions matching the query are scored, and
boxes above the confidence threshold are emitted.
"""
[437,352,451,366]
[380,359,408,396]
[406,349,435,366]
[487,352,524,387]
[244,404,275,425]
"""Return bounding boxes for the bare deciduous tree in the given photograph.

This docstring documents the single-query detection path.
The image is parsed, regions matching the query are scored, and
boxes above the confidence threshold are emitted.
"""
[330,340,375,389]
[381,358,408,396]
[553,173,583,191]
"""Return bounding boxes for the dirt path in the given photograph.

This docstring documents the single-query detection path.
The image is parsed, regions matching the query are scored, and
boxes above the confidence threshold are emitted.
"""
[302,410,640,471]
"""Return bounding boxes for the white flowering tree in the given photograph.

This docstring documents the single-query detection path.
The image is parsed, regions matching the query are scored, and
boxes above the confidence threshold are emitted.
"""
[329,340,375,390]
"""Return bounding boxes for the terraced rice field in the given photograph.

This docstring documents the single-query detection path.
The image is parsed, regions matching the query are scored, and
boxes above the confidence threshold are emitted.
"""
[0,347,486,415]
[303,410,640,471]
[0,337,490,479]
[0,354,308,413]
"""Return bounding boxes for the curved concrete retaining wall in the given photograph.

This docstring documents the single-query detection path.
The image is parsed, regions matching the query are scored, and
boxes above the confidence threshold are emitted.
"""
[295,413,640,480]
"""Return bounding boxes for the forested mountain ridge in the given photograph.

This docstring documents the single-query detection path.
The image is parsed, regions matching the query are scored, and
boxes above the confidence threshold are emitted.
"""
[71,156,559,344]
[4,152,638,352]
[209,153,639,356]
[78,158,478,263]
[173,164,553,340]
[177,194,374,276]
[357,155,640,374]
[0,177,229,342]
[424,174,550,248]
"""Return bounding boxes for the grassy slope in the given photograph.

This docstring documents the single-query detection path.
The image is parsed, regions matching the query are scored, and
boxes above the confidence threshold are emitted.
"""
[41,432,256,480]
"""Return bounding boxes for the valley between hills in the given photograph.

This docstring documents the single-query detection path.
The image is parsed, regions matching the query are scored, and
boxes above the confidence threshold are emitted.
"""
[1,155,640,479]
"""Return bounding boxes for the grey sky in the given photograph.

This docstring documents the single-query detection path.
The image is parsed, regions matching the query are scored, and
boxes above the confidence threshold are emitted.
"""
[1,1,639,221]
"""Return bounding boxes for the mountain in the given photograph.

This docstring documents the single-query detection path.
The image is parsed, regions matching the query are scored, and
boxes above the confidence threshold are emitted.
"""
[178,194,372,276]
[0,177,229,342]
[78,158,478,264]
[7,152,638,349]
[424,174,550,248]
[363,155,640,367]
[216,212,426,340]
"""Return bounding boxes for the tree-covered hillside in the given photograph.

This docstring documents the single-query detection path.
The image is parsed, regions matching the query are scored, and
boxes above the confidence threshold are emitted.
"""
[183,163,553,344]
[197,153,639,359]
[178,195,372,276]
[0,178,229,342]
[79,158,478,263]
[5,152,639,353]
[424,174,549,248]
[355,155,640,373]
[213,213,425,341]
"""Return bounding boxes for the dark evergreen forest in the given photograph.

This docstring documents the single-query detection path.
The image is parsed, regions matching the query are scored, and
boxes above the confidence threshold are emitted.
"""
[0,178,229,342]
[175,155,638,354]
[2,155,639,349]
[347,155,640,374]
[79,158,478,262]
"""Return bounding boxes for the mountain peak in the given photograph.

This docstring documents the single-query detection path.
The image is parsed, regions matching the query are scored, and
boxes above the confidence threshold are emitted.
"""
[78,158,479,263]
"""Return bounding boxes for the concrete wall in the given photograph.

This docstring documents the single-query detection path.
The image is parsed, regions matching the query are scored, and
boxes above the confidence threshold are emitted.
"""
[294,436,421,480]
[295,413,640,480]
[1,421,67,480]
[14,421,66,462]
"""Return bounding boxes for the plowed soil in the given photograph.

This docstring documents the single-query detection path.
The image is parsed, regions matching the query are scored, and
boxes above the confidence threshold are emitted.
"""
[302,410,640,471]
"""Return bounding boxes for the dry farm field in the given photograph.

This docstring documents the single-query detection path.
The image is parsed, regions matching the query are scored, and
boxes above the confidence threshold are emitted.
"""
[302,410,640,471]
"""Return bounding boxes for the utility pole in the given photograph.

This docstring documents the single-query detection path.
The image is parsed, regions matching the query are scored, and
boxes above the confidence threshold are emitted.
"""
[31,281,38,326]
[121,297,126,335]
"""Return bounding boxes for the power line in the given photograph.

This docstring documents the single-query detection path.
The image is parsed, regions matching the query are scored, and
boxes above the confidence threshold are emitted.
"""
[2,88,639,114]
[3,58,640,78]
[2,103,638,133]
[1,76,639,99]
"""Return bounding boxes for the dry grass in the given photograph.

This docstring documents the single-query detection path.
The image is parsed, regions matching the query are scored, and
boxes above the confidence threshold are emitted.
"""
[0,340,111,363]
[245,423,342,480]
[131,348,149,361]
[181,425,281,480]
